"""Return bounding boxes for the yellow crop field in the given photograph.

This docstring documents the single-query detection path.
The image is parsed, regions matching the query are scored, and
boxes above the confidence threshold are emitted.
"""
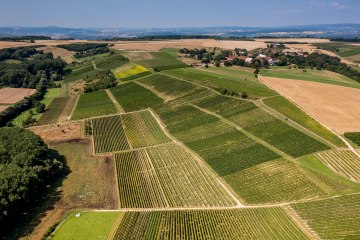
[114,64,150,80]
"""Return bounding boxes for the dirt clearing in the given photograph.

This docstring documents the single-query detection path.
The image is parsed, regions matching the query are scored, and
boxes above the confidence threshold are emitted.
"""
[0,105,10,112]
[0,87,36,104]
[260,76,360,134]
[29,122,81,143]
[37,46,75,63]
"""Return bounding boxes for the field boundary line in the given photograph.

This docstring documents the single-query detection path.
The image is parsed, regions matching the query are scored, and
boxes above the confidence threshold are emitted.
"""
[134,80,173,101]
[112,154,122,210]
[258,75,350,149]
[107,212,123,240]
[143,148,170,207]
[118,115,133,150]
[105,89,125,113]
[189,103,293,161]
[254,98,337,149]
[283,206,321,240]
[68,94,79,121]
[148,108,244,207]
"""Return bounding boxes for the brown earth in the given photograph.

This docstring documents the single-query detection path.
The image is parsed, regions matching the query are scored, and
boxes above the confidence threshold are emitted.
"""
[0,105,10,112]
[260,76,360,134]
[0,88,36,104]
[29,122,81,143]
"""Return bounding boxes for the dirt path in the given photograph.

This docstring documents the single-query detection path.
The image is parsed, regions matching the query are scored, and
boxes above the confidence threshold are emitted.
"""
[134,80,174,101]
[91,60,100,70]
[105,89,124,113]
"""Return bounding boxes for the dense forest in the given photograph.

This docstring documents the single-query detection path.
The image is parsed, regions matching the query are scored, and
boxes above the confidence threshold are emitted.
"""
[330,37,360,42]
[0,128,64,221]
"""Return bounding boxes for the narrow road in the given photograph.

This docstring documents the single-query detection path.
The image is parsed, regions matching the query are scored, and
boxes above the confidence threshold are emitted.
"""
[105,89,125,113]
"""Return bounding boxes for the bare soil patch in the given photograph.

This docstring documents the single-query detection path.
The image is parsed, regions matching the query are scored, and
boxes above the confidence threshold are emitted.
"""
[260,76,360,134]
[58,95,78,123]
[0,105,10,112]
[0,87,36,104]
[29,122,81,143]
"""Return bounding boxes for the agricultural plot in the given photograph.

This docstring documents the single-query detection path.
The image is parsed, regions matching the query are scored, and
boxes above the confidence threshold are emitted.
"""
[115,143,236,208]
[115,150,168,208]
[110,82,164,112]
[317,150,360,182]
[93,54,129,70]
[64,64,99,83]
[37,96,70,125]
[121,110,171,148]
[92,115,130,153]
[114,208,309,240]
[164,67,276,98]
[72,90,117,120]
[263,96,345,147]
[114,64,151,81]
[292,194,360,239]
[136,51,187,71]
[0,87,36,104]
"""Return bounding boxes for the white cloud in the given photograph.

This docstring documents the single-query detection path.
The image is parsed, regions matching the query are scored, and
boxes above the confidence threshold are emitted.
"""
[310,0,347,9]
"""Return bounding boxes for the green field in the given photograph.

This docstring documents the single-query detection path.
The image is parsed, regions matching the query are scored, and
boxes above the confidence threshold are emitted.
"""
[292,194,360,239]
[11,88,61,126]
[261,67,360,88]
[52,211,121,240]
[72,90,117,120]
[114,208,309,240]
[263,96,345,147]
[314,42,360,58]
[136,51,187,71]
[164,67,276,98]
[110,82,164,112]
[64,64,99,83]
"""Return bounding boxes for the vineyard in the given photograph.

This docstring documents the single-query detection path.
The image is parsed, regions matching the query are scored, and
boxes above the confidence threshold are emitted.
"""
[136,52,187,71]
[317,150,360,182]
[72,90,117,120]
[37,96,70,125]
[113,208,309,240]
[92,115,130,153]
[195,95,329,157]
[292,194,360,239]
[110,82,164,112]
[115,143,236,208]
[121,111,171,148]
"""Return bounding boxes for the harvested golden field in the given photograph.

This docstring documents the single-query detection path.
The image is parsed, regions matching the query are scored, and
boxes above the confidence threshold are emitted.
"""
[0,87,36,104]
[0,105,10,112]
[113,39,266,51]
[318,49,357,65]
[37,46,75,63]
[260,76,360,134]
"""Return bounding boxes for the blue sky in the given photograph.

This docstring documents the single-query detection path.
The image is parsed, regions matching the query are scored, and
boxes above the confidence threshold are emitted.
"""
[0,0,359,28]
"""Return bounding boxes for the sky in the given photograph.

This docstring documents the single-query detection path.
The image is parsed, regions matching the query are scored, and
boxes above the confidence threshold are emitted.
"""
[0,0,360,28]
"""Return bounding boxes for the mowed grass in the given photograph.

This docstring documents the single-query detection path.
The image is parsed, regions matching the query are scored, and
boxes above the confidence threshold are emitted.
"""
[292,194,360,239]
[263,96,345,147]
[114,64,151,81]
[72,90,117,120]
[163,67,276,98]
[110,82,164,112]
[261,67,360,89]
[136,51,187,71]
[11,88,61,126]
[52,211,121,240]
[114,208,309,240]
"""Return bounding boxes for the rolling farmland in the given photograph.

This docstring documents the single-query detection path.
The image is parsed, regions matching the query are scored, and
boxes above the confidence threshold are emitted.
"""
[37,96,77,125]
[136,51,187,71]
[114,208,309,240]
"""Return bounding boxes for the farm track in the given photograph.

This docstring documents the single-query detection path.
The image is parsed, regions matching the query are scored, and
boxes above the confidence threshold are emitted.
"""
[134,80,173,101]
[106,89,125,113]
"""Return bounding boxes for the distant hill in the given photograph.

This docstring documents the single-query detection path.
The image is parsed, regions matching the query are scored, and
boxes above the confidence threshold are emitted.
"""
[0,24,359,40]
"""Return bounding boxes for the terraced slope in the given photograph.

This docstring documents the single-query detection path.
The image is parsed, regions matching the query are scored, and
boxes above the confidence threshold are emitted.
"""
[115,143,236,208]
[318,150,360,182]
[292,194,360,239]
[114,208,309,240]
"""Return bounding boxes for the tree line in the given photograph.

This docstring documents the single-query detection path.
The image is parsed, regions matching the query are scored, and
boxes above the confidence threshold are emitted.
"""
[330,37,360,43]
[57,43,110,59]
[108,35,255,41]
[0,36,51,42]
[83,71,117,93]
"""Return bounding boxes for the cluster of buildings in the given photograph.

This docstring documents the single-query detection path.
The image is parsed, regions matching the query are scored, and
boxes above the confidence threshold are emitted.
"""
[226,54,279,65]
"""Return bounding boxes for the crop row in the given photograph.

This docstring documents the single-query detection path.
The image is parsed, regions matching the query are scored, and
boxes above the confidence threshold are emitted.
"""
[122,111,171,148]
[114,143,236,208]
[114,208,309,240]
[292,193,360,239]
[318,150,360,182]
[92,115,130,153]
[136,52,187,71]
[115,150,168,208]
[195,95,329,157]
[37,96,70,125]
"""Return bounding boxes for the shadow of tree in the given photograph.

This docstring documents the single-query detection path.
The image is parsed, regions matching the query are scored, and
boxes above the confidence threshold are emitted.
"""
[0,149,71,240]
